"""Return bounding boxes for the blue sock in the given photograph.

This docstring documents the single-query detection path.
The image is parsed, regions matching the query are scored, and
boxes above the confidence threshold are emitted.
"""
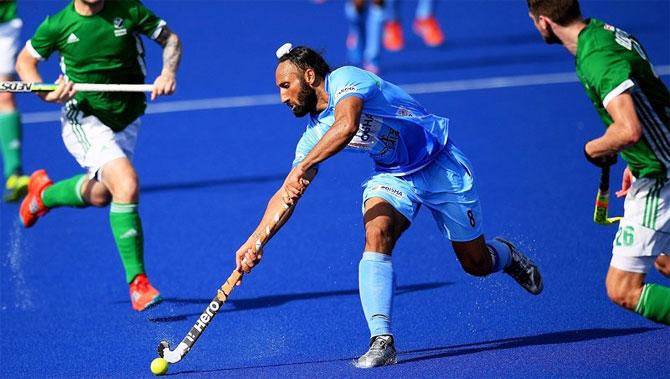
[364,4,384,67]
[359,251,395,337]
[487,239,512,273]
[416,0,435,20]
[386,0,400,22]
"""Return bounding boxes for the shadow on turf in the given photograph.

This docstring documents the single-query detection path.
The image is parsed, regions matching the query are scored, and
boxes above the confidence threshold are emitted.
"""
[169,327,662,374]
[145,281,452,323]
[141,173,285,193]
[396,327,662,365]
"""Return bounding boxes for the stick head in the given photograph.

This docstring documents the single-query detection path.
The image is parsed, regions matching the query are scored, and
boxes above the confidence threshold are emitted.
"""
[157,340,170,358]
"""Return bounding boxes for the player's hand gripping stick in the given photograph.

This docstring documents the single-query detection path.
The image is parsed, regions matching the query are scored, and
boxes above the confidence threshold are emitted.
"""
[157,202,292,364]
[594,165,623,225]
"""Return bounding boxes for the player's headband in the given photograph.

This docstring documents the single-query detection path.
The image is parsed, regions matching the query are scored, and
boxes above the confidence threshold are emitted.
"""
[276,43,293,59]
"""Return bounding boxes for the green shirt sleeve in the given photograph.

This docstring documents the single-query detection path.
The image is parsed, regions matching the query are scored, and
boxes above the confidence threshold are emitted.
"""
[129,0,165,39]
[28,16,58,60]
[580,48,633,106]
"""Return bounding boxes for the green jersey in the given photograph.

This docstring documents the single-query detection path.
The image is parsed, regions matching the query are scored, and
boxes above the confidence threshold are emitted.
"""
[576,19,670,179]
[0,1,17,23]
[27,0,165,131]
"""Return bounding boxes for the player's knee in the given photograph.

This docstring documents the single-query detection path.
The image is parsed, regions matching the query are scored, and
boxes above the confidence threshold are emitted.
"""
[605,279,640,311]
[654,256,670,278]
[0,91,15,109]
[365,223,394,250]
[88,191,112,207]
[112,175,139,202]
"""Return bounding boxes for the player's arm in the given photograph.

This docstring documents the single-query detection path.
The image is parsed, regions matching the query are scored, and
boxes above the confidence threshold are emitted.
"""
[585,91,642,159]
[283,96,363,202]
[235,168,318,276]
[150,26,181,100]
[15,47,75,103]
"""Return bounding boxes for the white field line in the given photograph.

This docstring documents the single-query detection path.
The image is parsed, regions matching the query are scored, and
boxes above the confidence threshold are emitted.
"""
[22,65,670,124]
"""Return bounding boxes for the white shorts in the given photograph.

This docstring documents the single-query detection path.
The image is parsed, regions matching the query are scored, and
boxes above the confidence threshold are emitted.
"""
[61,101,140,180]
[0,18,22,76]
[610,176,670,272]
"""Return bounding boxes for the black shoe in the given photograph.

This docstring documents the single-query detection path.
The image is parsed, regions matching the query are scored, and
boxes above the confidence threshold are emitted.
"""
[496,237,544,295]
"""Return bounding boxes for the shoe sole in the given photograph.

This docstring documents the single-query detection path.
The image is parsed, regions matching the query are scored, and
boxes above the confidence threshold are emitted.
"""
[135,294,162,312]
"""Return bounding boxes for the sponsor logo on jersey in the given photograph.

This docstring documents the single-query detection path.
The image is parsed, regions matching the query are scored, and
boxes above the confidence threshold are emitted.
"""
[113,17,128,37]
[66,33,80,44]
[371,185,404,199]
[396,106,414,117]
[335,85,357,101]
[348,113,382,151]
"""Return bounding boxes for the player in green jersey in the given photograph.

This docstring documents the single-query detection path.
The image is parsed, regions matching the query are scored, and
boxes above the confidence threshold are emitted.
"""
[14,0,182,311]
[0,0,29,201]
[527,0,670,325]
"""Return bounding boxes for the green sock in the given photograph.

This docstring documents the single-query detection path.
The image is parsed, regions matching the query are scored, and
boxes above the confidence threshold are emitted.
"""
[42,174,87,208]
[0,111,22,178]
[635,283,670,325]
[110,202,145,283]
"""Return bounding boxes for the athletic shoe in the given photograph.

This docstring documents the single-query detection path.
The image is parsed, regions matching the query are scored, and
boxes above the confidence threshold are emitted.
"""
[413,16,445,47]
[19,170,53,228]
[496,237,544,295]
[383,21,404,51]
[3,174,30,202]
[355,335,397,368]
[129,274,162,311]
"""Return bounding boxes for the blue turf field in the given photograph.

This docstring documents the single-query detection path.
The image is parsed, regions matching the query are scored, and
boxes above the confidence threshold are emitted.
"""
[1,1,669,377]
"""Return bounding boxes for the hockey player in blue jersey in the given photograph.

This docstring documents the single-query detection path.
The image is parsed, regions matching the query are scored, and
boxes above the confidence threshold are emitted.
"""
[235,44,544,368]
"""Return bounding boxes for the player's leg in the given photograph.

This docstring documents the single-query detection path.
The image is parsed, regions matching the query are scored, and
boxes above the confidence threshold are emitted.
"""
[96,122,160,311]
[415,142,542,293]
[345,0,366,66]
[607,258,670,325]
[413,0,444,47]
[383,0,404,51]
[607,177,670,325]
[0,17,28,201]
[362,0,385,73]
[355,173,416,368]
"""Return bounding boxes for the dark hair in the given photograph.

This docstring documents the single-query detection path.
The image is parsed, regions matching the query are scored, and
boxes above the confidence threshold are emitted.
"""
[527,0,582,26]
[278,46,331,78]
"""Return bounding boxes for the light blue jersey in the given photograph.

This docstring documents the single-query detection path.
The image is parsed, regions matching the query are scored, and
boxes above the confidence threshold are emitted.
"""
[292,66,448,176]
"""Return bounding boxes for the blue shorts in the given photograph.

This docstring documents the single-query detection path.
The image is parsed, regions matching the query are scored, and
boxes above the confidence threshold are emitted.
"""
[361,141,483,242]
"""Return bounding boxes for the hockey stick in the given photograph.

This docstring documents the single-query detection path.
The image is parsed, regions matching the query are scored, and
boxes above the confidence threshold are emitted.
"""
[157,202,292,364]
[0,81,153,93]
[593,165,623,225]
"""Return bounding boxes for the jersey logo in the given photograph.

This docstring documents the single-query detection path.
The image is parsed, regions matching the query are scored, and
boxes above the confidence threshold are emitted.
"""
[114,17,128,37]
[66,33,80,44]
[396,106,414,117]
[348,113,382,151]
[334,85,357,102]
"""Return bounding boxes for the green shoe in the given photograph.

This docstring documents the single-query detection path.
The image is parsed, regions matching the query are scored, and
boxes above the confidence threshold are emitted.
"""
[3,174,30,202]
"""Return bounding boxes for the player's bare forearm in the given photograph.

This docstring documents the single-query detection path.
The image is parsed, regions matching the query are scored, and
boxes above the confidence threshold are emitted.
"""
[15,48,43,84]
[298,96,363,171]
[155,26,181,76]
[586,93,642,157]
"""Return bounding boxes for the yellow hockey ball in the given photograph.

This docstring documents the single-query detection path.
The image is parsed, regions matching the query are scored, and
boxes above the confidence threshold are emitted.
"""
[150,357,169,376]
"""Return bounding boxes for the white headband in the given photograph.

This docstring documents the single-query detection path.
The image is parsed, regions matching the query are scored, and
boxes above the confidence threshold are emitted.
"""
[276,42,293,59]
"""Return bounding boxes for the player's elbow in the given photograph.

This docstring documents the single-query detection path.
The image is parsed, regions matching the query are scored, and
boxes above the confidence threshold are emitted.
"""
[621,121,642,146]
[15,49,36,80]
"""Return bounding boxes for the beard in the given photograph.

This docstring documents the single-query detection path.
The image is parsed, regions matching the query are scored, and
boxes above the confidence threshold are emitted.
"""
[292,80,318,117]
[542,27,561,45]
